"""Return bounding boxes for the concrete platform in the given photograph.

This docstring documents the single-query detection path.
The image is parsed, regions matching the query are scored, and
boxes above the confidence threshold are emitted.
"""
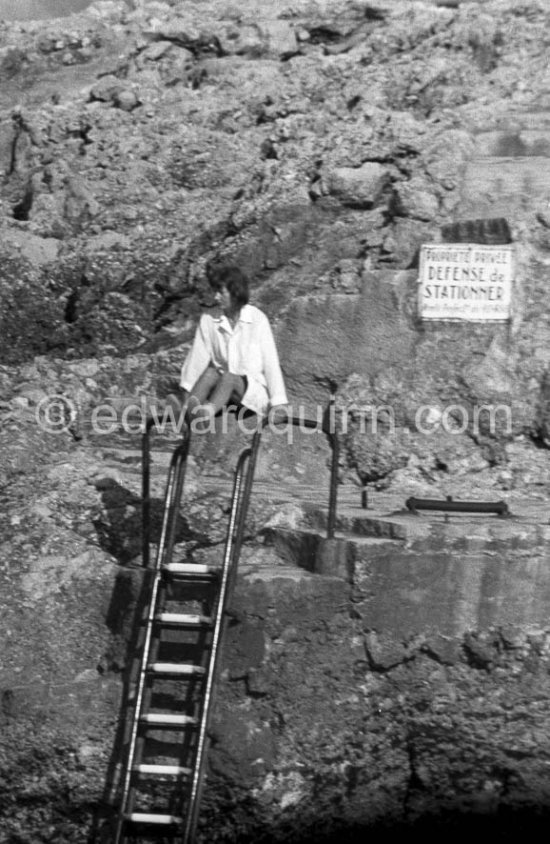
[93,433,550,638]
[234,480,550,639]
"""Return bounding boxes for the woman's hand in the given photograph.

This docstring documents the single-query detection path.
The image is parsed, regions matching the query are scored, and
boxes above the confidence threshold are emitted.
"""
[268,404,289,425]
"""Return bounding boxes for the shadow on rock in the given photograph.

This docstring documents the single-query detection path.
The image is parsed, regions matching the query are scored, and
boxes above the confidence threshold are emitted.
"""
[92,476,188,565]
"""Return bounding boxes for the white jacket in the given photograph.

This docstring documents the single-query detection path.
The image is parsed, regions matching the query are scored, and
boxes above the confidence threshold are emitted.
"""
[180,304,288,415]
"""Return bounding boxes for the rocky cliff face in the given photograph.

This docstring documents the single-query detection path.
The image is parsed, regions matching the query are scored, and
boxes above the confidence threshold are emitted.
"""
[1,0,550,488]
[1,0,550,842]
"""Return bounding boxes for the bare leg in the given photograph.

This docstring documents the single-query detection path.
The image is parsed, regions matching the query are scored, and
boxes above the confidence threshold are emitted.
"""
[187,365,220,406]
[185,368,246,427]
[206,372,246,414]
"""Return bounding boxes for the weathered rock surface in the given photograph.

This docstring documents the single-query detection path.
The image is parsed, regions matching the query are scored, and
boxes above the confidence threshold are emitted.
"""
[2,0,550,841]
[0,0,548,490]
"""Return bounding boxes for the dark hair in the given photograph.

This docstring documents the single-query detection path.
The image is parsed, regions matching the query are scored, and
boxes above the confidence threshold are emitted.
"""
[210,265,249,307]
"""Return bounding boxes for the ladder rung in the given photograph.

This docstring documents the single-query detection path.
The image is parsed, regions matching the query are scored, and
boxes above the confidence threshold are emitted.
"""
[148,662,206,675]
[134,763,191,776]
[156,612,212,626]
[140,713,196,727]
[163,562,219,577]
[126,813,182,825]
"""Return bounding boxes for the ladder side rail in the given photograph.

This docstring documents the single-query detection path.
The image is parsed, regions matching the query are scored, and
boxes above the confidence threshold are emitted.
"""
[148,435,191,576]
[114,435,190,844]
[182,445,253,844]
[160,436,191,570]
[142,416,190,568]
[226,427,263,597]
[141,417,156,569]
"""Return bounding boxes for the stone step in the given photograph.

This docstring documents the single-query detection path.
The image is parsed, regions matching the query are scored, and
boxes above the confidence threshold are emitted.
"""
[156,612,212,626]
[140,713,196,727]
[125,813,182,826]
[133,763,191,777]
[297,497,550,552]
[301,502,412,541]
[163,562,220,578]
[263,526,402,581]
[148,662,206,676]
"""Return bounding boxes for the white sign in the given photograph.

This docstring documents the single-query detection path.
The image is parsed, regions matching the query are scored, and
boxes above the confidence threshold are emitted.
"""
[418,243,513,321]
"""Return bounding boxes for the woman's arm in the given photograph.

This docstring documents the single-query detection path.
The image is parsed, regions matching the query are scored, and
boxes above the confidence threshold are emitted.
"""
[260,315,288,410]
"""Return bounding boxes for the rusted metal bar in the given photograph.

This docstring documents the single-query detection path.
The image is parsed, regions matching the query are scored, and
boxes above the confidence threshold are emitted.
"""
[317,383,339,537]
[327,430,339,538]
[405,497,509,516]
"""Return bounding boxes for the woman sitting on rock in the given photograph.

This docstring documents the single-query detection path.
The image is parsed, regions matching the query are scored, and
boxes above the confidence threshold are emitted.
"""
[179,266,288,426]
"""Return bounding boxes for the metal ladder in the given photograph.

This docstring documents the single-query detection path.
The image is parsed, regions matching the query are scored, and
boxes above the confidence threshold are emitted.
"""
[113,404,340,843]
